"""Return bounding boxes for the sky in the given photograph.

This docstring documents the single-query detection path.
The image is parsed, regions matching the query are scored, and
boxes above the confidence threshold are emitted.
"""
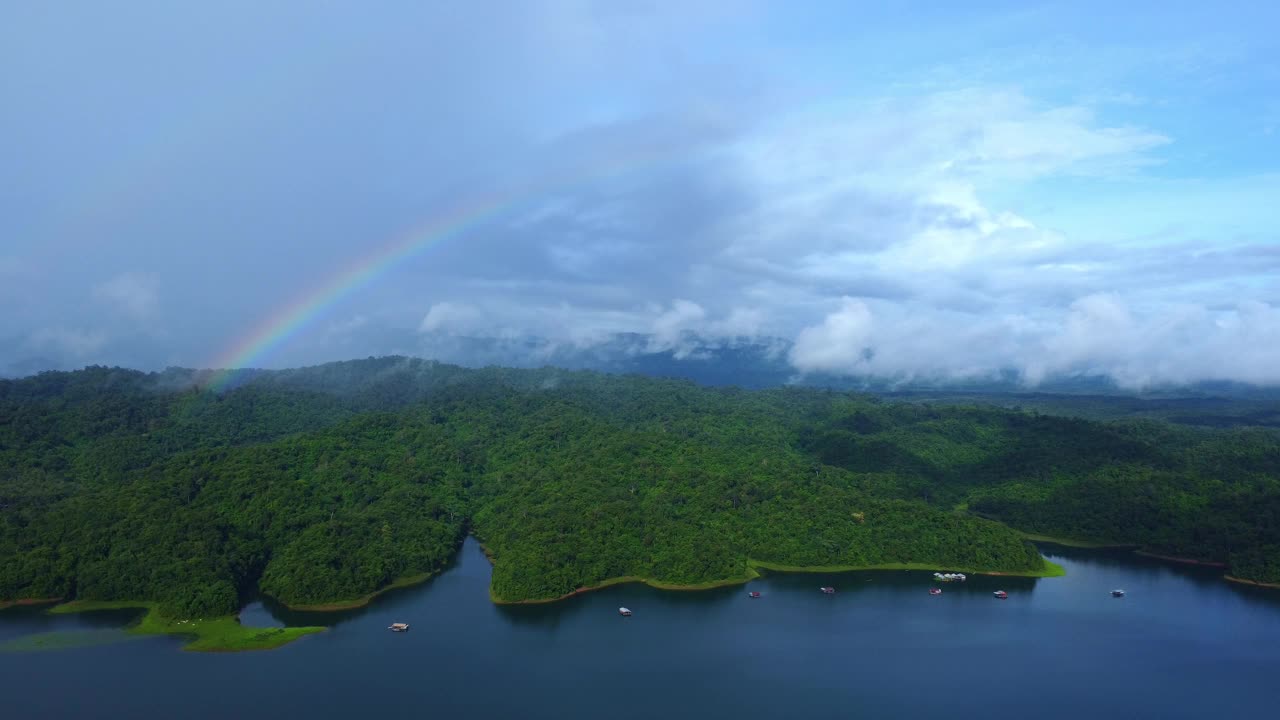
[2,1,1279,386]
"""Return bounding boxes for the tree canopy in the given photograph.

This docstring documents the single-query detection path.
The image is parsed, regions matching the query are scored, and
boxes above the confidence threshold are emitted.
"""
[2,359,1277,615]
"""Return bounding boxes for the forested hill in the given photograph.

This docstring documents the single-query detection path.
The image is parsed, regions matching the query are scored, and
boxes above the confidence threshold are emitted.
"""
[2,359,1278,617]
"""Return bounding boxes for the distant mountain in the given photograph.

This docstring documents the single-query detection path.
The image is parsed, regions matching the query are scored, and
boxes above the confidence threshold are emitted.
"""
[413,331,1280,400]
[8,328,1280,401]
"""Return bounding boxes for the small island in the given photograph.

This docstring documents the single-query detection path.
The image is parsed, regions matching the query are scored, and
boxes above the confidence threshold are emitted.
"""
[46,601,324,652]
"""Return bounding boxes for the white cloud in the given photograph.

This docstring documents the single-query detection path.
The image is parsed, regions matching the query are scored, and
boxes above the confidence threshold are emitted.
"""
[647,299,707,357]
[789,298,874,374]
[385,86,1280,388]
[1026,296,1280,387]
[788,293,1280,389]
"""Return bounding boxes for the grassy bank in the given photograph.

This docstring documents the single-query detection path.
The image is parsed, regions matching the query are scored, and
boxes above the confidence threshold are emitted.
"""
[491,568,763,604]
[748,557,1066,578]
[1021,532,1139,549]
[1224,575,1280,590]
[47,601,324,652]
[0,598,61,611]
[491,554,1065,604]
[1133,550,1227,567]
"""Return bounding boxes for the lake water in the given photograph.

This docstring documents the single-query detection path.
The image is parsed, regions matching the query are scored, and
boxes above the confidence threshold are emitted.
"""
[3,538,1279,719]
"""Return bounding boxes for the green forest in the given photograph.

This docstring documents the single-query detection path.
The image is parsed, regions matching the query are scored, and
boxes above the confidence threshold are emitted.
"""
[2,358,1279,618]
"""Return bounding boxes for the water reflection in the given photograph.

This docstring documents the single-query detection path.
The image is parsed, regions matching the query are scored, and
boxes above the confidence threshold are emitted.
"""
[5,538,1279,646]
[4,536,1280,720]
[1039,542,1225,589]
[494,603,565,629]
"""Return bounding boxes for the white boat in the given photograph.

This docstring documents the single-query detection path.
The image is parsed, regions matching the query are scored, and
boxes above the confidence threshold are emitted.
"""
[618,607,632,616]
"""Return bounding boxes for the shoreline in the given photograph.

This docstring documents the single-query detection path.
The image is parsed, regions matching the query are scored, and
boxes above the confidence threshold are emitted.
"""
[1018,533,1280,591]
[44,600,324,652]
[0,597,62,611]
[1133,550,1227,567]
[748,557,1066,579]
[492,569,763,605]
[1021,532,1139,550]
[491,556,1066,605]
[1224,575,1280,590]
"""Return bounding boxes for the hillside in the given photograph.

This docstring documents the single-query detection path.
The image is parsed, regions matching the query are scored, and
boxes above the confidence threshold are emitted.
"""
[2,358,1278,618]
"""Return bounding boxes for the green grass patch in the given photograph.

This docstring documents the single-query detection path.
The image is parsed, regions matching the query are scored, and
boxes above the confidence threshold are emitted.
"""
[45,600,324,652]
[48,600,157,614]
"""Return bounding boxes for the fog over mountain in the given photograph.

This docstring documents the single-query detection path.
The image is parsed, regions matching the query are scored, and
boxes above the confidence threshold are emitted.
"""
[3,2,1278,387]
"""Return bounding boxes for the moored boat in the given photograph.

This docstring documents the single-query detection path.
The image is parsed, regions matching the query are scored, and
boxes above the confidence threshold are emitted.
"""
[820,586,836,594]
[993,590,1008,599]
[618,607,633,616]
[388,622,410,632]
[928,588,942,596]
[748,591,762,598]
[1112,589,1125,597]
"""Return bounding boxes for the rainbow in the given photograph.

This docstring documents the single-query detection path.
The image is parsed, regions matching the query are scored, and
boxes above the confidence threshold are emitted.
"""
[205,138,690,391]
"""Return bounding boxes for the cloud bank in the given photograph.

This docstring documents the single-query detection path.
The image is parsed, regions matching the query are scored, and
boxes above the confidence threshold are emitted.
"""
[3,2,1278,387]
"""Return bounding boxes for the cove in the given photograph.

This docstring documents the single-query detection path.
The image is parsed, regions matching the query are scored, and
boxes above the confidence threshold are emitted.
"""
[2,538,1278,719]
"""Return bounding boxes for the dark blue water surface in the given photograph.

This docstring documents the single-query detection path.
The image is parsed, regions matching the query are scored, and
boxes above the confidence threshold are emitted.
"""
[3,539,1279,719]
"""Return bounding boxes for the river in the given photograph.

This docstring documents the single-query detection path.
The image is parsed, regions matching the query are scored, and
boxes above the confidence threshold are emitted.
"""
[3,538,1278,718]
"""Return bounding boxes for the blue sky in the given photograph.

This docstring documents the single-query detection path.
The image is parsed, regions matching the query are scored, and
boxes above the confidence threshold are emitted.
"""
[2,1,1278,385]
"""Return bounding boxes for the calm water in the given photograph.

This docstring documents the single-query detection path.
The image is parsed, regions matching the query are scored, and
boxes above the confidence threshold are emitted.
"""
[3,539,1279,719]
